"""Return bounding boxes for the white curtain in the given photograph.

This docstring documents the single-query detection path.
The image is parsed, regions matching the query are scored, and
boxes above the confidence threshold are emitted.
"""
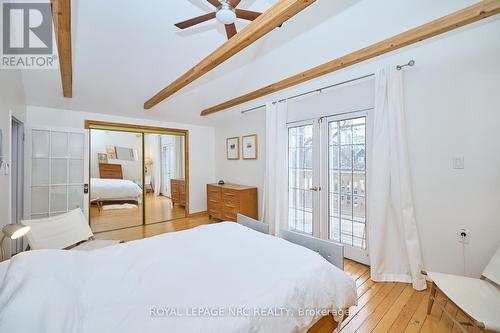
[174,136,185,179]
[368,67,426,291]
[263,101,289,236]
[149,135,162,196]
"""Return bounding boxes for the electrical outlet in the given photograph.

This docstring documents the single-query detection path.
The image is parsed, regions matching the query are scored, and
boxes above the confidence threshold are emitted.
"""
[458,228,470,244]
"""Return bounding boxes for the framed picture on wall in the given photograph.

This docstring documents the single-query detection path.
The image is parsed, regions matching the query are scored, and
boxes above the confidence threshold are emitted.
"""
[242,134,258,160]
[97,153,108,164]
[106,145,116,159]
[226,137,240,160]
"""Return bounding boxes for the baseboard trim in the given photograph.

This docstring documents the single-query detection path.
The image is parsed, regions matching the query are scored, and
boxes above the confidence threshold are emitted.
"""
[188,211,208,218]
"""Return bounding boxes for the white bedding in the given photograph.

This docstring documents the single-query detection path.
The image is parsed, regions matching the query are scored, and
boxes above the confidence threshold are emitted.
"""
[0,222,357,333]
[91,178,142,201]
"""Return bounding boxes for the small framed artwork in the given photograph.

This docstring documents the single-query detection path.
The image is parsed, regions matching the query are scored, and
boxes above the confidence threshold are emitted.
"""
[226,137,240,160]
[242,134,258,160]
[106,145,117,159]
[97,153,108,164]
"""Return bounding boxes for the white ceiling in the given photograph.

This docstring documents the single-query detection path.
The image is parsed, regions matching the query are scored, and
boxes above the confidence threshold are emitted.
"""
[21,0,369,125]
[19,0,290,125]
[21,1,485,126]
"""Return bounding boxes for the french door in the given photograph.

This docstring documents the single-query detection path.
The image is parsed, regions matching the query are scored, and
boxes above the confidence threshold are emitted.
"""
[288,111,369,264]
[26,127,89,219]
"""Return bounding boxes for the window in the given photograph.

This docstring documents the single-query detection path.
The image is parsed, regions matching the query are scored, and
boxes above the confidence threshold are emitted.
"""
[288,124,314,234]
[286,112,369,262]
[328,117,366,249]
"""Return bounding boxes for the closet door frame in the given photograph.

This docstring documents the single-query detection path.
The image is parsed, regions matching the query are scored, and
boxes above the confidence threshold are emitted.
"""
[85,120,189,227]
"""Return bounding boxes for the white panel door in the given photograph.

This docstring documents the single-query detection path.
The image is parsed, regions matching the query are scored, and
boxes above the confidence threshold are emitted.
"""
[26,127,88,219]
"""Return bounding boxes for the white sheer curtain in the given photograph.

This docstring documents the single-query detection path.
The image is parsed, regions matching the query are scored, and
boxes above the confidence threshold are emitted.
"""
[148,135,162,196]
[264,101,289,236]
[368,67,426,291]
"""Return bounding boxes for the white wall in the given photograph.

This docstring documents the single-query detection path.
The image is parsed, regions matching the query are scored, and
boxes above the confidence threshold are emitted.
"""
[213,12,500,276]
[214,110,266,220]
[0,70,26,258]
[26,106,215,214]
[91,130,143,182]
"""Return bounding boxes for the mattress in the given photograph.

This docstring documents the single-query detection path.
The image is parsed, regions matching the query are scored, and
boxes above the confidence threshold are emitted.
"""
[0,222,357,333]
[90,178,142,201]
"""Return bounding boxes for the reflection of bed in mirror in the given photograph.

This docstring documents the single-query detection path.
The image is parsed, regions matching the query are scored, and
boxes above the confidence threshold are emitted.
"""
[91,163,142,205]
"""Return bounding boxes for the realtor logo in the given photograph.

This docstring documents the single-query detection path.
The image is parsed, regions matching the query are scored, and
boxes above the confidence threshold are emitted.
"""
[1,1,58,69]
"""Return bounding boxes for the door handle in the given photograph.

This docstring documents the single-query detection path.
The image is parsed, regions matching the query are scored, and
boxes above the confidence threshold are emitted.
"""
[309,186,321,192]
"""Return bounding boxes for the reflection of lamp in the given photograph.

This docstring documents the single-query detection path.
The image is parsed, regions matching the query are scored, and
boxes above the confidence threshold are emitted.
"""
[1,224,31,261]
[145,158,153,174]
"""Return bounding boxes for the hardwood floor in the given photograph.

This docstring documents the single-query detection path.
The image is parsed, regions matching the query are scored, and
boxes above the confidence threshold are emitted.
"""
[90,194,186,233]
[94,215,476,333]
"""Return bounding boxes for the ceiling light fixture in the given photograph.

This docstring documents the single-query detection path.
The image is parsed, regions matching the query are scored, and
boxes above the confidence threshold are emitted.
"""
[216,2,236,25]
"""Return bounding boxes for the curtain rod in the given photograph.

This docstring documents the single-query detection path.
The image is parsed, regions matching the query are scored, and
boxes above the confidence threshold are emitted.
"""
[241,60,415,115]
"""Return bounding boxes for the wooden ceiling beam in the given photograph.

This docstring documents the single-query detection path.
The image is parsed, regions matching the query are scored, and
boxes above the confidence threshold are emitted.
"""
[144,0,316,110]
[51,0,72,98]
[201,0,500,116]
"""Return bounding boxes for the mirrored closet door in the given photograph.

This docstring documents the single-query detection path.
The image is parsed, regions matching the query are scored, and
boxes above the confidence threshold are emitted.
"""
[89,129,143,232]
[144,134,186,225]
[87,122,188,233]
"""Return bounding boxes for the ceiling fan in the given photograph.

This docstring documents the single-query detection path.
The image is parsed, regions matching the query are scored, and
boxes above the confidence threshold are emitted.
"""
[174,0,263,40]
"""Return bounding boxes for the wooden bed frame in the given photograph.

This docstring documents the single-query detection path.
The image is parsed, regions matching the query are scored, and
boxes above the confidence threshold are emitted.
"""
[99,163,123,179]
[236,214,345,333]
[94,163,140,206]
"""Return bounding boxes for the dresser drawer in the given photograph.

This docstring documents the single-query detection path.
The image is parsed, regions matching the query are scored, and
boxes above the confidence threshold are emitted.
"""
[221,189,239,203]
[207,190,221,202]
[222,204,239,219]
[222,211,237,221]
[207,185,221,195]
[208,207,222,219]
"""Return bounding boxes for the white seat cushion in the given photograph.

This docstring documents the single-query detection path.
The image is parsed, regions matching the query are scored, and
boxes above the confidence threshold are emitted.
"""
[22,209,93,250]
[428,271,500,331]
[72,240,121,251]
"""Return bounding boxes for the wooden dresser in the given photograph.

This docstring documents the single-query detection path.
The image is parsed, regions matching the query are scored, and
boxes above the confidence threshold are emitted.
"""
[170,179,186,207]
[207,183,258,221]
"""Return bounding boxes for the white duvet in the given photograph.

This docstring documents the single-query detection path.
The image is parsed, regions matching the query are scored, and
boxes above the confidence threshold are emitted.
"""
[0,223,357,333]
[90,178,142,201]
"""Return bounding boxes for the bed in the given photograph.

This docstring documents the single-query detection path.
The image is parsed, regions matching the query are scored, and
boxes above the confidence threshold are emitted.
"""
[91,178,142,204]
[91,163,143,205]
[0,222,357,333]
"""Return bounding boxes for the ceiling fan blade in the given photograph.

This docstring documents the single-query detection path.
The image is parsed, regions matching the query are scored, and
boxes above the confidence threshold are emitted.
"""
[225,23,237,39]
[228,0,242,7]
[235,9,262,21]
[174,12,216,29]
[207,0,220,7]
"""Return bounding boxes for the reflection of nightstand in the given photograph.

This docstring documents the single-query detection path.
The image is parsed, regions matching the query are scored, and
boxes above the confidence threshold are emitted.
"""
[145,175,153,193]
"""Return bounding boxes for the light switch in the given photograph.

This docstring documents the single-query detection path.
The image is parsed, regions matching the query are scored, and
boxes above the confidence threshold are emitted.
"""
[452,156,464,169]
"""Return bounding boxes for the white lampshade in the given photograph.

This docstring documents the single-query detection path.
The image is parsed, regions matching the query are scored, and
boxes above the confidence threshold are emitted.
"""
[216,6,236,25]
[2,224,31,240]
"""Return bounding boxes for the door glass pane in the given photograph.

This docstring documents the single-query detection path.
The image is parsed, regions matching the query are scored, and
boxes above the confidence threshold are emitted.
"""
[51,186,68,213]
[31,187,49,215]
[329,116,367,249]
[32,158,49,185]
[288,125,313,234]
[69,133,84,158]
[51,132,68,157]
[68,185,84,210]
[32,130,49,158]
[69,159,84,183]
[51,159,67,184]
